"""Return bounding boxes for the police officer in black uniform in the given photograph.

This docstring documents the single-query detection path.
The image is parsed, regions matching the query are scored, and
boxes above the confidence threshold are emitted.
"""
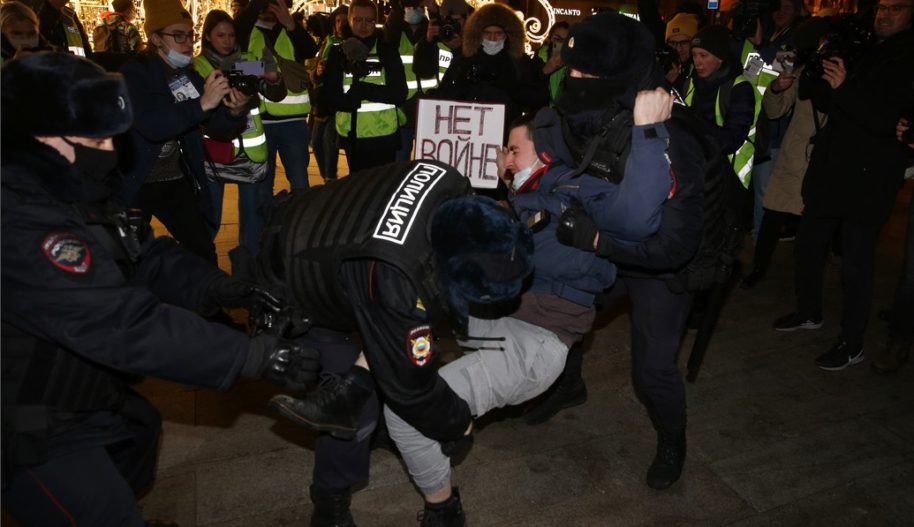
[0,52,319,527]
[245,159,533,526]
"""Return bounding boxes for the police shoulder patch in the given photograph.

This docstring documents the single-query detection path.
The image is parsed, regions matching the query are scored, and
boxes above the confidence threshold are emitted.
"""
[41,232,92,274]
[407,324,434,367]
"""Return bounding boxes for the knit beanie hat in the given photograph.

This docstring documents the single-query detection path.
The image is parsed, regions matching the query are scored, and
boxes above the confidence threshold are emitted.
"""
[144,0,192,35]
[439,0,470,16]
[690,24,731,61]
[665,13,699,42]
[561,12,655,80]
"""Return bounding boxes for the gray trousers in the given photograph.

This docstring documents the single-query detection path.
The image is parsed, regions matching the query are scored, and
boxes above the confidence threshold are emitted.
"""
[384,316,569,494]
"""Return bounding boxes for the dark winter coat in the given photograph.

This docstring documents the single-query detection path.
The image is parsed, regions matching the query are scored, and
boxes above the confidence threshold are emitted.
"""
[801,28,914,227]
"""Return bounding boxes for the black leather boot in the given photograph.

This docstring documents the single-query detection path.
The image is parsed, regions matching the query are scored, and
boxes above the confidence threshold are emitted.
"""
[310,485,358,527]
[646,430,686,490]
[417,487,465,527]
[270,367,373,439]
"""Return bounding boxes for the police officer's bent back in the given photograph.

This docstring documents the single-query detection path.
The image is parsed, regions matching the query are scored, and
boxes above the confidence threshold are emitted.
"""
[0,52,319,527]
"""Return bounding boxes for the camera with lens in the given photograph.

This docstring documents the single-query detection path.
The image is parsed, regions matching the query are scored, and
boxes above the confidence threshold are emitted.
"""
[655,45,682,75]
[802,13,873,80]
[439,15,460,41]
[729,0,771,40]
[224,70,260,96]
[343,59,382,78]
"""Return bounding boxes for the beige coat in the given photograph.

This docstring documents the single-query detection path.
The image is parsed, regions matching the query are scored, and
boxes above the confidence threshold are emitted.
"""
[761,68,829,215]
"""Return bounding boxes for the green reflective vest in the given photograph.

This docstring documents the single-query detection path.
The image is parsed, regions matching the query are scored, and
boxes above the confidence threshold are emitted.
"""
[537,44,566,104]
[335,41,400,139]
[684,74,760,188]
[398,31,438,99]
[248,28,311,117]
[193,54,269,163]
[436,42,453,78]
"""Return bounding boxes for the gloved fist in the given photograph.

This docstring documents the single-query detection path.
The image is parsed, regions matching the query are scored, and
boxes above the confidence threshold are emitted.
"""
[244,333,320,391]
[555,204,598,252]
[440,434,473,461]
[203,275,283,312]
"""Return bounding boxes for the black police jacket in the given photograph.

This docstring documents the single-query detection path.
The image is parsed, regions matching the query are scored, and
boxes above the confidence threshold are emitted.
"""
[1,138,250,473]
[257,160,473,442]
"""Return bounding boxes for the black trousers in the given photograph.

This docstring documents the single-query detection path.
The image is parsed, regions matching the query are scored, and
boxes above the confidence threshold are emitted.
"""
[565,276,691,435]
[794,214,882,347]
[2,392,162,527]
[304,328,379,493]
[133,177,218,265]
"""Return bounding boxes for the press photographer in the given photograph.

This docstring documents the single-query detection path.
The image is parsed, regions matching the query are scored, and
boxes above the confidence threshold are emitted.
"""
[773,0,914,371]
[193,9,286,253]
[322,0,406,172]
[382,0,438,161]
[412,0,472,85]
[234,0,318,256]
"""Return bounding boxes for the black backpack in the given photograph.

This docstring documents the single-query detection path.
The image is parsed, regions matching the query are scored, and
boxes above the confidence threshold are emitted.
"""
[666,104,747,293]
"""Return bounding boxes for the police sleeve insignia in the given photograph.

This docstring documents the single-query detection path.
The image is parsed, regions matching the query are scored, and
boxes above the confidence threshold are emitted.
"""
[41,232,92,274]
[407,325,434,366]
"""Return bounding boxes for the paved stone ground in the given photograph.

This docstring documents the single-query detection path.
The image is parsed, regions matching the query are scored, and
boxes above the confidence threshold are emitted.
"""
[4,170,910,527]
[129,180,914,526]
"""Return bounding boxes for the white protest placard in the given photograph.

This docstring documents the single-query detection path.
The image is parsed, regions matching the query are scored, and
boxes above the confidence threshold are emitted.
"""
[415,99,505,189]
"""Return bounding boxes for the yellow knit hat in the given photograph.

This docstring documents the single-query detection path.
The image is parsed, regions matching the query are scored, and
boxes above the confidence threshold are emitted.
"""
[665,13,699,42]
[143,0,192,35]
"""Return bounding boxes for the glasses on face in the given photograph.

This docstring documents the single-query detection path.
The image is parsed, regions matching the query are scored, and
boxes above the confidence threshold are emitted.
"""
[668,39,691,48]
[351,16,375,24]
[160,31,195,43]
[875,3,913,13]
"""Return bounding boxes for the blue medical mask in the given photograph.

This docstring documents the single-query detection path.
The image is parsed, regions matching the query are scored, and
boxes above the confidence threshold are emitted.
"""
[481,38,505,56]
[165,47,193,68]
[404,7,425,25]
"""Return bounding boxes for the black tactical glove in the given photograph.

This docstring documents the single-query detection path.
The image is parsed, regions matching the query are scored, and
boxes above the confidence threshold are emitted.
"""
[244,333,320,391]
[440,433,473,462]
[203,275,283,312]
[249,305,312,340]
[555,204,598,252]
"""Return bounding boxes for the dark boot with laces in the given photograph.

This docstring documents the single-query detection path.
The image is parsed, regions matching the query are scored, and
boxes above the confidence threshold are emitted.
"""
[310,485,358,527]
[417,487,465,527]
[270,367,373,440]
[646,430,686,490]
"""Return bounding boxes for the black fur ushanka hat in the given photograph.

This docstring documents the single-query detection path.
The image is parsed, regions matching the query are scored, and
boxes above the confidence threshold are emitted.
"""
[561,12,656,80]
[1,52,133,138]
[431,195,534,325]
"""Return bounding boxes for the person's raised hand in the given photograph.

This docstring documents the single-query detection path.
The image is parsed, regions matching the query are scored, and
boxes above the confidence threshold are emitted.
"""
[633,87,675,126]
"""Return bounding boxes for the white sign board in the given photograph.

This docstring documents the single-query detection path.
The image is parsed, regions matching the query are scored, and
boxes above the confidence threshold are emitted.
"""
[415,99,505,189]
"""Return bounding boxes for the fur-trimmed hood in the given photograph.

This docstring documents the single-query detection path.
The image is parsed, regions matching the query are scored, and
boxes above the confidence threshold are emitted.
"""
[462,3,525,59]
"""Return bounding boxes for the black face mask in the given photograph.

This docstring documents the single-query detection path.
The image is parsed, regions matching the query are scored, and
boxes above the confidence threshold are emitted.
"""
[62,137,120,183]
[556,76,628,116]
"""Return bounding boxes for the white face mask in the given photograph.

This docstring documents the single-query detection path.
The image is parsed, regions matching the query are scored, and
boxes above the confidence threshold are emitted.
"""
[165,47,193,68]
[511,159,542,190]
[404,7,425,25]
[481,38,505,56]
